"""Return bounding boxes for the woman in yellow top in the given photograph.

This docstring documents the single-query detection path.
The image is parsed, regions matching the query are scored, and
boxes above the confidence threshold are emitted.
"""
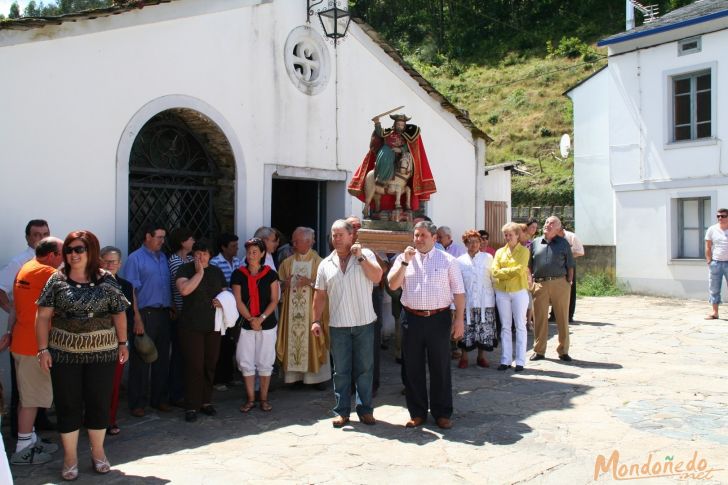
[491,222,530,372]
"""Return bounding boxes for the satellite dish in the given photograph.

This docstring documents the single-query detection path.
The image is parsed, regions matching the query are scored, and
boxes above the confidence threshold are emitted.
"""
[559,134,571,159]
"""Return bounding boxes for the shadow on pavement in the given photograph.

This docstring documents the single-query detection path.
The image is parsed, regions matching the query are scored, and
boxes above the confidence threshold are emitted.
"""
[5,321,622,482]
[570,320,614,327]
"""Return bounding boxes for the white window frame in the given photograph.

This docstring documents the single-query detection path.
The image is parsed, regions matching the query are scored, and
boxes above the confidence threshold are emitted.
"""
[664,62,717,146]
[678,36,701,56]
[669,193,713,261]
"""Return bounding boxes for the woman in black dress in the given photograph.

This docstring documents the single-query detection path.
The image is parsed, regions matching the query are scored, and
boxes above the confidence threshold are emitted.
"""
[36,231,129,481]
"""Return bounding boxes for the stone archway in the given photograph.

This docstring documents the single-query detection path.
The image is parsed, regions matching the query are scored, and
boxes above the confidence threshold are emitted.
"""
[128,109,236,251]
[116,96,244,255]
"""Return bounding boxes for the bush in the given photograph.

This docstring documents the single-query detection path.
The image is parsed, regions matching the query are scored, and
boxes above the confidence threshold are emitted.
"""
[547,36,600,63]
[576,273,624,297]
[506,88,528,109]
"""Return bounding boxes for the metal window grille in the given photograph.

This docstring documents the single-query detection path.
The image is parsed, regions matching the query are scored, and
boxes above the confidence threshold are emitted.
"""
[129,113,220,252]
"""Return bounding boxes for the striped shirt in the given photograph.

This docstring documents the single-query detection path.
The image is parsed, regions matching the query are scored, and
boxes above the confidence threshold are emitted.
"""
[391,248,465,310]
[209,253,243,287]
[314,248,377,328]
[168,254,193,311]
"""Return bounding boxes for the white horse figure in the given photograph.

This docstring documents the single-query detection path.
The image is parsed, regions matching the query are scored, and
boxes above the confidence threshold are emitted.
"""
[363,152,413,218]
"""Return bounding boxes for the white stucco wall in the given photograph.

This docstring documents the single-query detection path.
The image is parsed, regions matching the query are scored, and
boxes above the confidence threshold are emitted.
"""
[567,69,614,246]
[0,0,486,264]
[483,168,512,212]
[608,28,728,188]
[615,185,724,299]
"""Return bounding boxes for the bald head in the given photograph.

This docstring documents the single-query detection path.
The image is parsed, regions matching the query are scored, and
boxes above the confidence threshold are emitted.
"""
[346,216,361,241]
[543,216,562,240]
[35,236,63,268]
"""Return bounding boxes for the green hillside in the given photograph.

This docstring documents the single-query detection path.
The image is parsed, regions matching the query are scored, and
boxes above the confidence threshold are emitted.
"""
[351,0,695,206]
[408,48,606,206]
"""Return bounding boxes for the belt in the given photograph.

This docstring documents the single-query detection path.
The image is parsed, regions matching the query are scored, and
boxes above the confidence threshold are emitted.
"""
[61,312,109,319]
[404,306,450,317]
[140,307,169,313]
[534,276,565,283]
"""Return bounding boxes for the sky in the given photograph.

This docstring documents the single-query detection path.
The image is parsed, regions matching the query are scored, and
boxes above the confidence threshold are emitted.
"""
[0,1,34,16]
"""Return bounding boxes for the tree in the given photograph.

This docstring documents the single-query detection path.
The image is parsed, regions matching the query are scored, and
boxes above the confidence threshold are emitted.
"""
[24,1,41,17]
[8,2,21,19]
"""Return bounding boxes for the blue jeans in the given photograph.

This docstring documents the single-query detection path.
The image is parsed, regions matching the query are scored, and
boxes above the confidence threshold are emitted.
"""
[709,260,728,304]
[329,323,375,417]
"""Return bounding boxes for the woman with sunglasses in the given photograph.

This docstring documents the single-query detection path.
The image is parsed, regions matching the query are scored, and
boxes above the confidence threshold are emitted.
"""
[231,237,280,413]
[36,231,129,481]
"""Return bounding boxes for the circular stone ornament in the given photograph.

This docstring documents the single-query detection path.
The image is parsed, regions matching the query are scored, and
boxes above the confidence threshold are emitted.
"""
[284,25,331,96]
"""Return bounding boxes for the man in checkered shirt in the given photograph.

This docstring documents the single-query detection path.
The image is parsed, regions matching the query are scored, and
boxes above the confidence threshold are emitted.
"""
[388,220,465,430]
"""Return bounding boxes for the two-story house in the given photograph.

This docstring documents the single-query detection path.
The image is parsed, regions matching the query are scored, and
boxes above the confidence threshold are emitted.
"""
[568,0,728,298]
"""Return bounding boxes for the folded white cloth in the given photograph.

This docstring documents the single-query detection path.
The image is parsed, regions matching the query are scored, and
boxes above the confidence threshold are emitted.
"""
[214,290,239,336]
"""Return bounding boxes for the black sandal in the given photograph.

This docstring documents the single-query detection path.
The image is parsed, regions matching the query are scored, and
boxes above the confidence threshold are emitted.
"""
[239,401,255,413]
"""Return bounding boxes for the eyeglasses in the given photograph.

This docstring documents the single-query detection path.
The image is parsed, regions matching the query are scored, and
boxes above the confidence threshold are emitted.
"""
[64,246,87,255]
[101,259,120,265]
[718,214,728,219]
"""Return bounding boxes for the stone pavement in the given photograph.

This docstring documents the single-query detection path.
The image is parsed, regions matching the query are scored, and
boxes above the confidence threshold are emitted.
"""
[4,295,728,484]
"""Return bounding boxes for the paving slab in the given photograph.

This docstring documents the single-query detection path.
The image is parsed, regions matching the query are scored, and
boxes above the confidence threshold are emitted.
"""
[3,295,727,484]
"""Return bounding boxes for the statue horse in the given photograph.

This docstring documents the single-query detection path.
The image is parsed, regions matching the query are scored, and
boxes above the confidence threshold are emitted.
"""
[363,152,413,218]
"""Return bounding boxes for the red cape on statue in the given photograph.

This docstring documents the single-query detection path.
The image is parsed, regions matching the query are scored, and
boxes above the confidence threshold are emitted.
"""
[348,126,436,211]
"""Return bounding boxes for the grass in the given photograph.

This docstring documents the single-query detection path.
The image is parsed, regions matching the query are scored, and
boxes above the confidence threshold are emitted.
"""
[576,273,625,297]
[407,50,607,206]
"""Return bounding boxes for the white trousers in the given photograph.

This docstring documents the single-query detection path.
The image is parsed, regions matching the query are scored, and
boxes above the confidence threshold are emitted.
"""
[236,327,277,376]
[495,289,529,366]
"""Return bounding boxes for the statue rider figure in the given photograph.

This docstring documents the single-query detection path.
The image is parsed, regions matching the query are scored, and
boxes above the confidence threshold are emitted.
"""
[373,114,411,183]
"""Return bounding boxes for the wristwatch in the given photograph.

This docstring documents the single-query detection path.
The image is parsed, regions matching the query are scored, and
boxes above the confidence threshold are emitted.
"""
[260,313,267,320]
[357,256,366,262]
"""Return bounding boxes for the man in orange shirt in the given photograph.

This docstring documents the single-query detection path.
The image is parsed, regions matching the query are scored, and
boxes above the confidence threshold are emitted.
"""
[4,237,63,465]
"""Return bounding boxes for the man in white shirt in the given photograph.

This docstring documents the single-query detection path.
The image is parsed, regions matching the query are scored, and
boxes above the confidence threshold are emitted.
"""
[558,227,585,322]
[311,220,383,428]
[0,219,51,437]
[705,208,728,319]
[0,220,50,316]
[436,226,466,258]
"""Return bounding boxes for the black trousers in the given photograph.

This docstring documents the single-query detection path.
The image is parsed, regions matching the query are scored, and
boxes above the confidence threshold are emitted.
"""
[169,318,185,402]
[569,266,577,321]
[50,360,116,433]
[372,287,383,390]
[213,326,240,385]
[178,327,221,411]
[128,308,170,409]
[402,310,452,420]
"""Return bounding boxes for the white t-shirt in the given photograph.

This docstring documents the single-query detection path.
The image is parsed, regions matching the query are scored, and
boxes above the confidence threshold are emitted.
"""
[705,224,728,261]
[0,246,35,295]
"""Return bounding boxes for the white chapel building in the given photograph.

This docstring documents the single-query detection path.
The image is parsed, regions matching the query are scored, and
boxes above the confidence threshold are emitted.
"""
[0,0,504,397]
[0,0,498,260]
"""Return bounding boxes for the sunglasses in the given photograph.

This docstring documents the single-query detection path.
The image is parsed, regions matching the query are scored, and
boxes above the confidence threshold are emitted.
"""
[718,214,728,219]
[64,246,88,255]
